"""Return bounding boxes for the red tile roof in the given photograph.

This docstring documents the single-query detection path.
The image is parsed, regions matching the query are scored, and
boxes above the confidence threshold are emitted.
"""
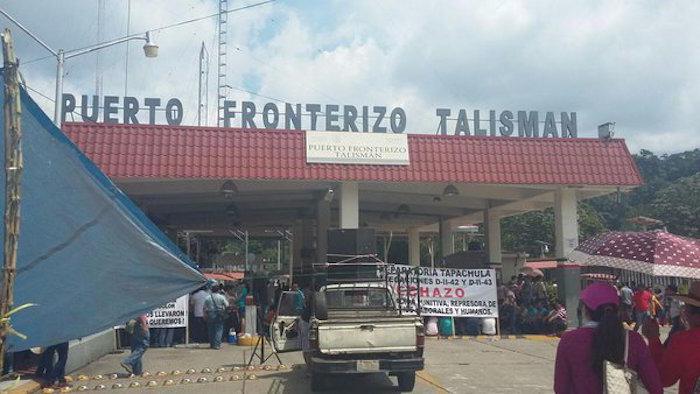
[62,122,643,186]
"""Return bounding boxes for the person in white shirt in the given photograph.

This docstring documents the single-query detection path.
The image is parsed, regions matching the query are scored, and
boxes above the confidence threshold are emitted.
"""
[190,287,210,343]
[665,284,685,340]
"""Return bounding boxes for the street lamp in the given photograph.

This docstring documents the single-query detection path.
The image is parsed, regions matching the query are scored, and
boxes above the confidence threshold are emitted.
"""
[0,8,158,126]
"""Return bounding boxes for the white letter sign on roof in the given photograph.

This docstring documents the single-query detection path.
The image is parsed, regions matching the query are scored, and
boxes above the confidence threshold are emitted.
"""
[305,131,410,165]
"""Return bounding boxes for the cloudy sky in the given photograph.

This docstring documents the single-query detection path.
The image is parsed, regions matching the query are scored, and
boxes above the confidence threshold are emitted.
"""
[2,0,699,153]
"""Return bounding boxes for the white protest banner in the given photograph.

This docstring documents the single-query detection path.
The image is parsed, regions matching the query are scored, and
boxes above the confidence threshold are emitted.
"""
[146,295,189,328]
[382,265,499,318]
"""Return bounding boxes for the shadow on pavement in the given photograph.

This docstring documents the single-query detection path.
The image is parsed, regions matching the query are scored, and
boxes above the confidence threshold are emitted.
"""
[258,368,400,393]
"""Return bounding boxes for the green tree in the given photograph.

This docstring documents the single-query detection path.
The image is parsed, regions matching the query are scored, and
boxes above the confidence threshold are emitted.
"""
[651,173,700,238]
[501,202,607,256]
[589,148,700,234]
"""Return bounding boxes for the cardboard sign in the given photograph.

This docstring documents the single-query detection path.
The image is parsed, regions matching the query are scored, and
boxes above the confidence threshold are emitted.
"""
[146,295,189,328]
[383,265,499,318]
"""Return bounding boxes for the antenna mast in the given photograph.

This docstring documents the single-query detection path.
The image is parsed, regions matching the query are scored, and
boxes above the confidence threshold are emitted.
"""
[217,0,228,127]
[95,0,105,103]
[198,42,210,126]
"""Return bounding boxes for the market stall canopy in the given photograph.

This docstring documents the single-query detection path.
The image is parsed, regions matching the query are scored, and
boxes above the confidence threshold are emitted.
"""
[203,272,244,282]
[520,266,545,278]
[0,85,206,351]
[580,273,617,282]
[569,231,700,279]
[523,260,558,270]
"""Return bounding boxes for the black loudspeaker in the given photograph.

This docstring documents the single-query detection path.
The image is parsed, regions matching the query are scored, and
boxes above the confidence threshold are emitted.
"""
[327,228,376,256]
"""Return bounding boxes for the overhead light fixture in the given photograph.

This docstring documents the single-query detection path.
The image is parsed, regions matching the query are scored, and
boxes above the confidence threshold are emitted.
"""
[323,188,335,203]
[432,196,442,203]
[443,184,459,197]
[142,31,159,58]
[220,180,238,197]
[397,204,410,214]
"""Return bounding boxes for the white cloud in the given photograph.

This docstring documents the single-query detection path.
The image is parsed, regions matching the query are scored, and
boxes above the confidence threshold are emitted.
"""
[2,0,699,153]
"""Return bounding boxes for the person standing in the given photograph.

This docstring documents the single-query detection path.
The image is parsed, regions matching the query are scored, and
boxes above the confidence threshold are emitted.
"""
[38,341,69,388]
[190,286,210,343]
[553,282,661,394]
[632,284,652,332]
[121,314,149,376]
[237,283,249,334]
[204,284,230,349]
[156,327,174,348]
[618,282,634,324]
[292,283,305,314]
[300,292,313,366]
[665,284,685,338]
[643,281,700,394]
[650,288,663,320]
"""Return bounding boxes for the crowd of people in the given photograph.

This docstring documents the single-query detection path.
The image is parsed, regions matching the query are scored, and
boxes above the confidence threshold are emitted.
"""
[497,274,568,335]
[554,280,700,394]
[617,281,685,336]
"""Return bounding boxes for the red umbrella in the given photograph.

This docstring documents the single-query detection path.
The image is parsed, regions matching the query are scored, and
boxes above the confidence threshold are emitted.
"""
[569,231,700,279]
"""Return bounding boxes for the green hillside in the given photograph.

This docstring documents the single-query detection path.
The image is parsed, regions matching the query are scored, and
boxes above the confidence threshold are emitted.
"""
[501,149,700,256]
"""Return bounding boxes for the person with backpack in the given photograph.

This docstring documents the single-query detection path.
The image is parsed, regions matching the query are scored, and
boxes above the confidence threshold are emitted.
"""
[553,282,661,393]
[204,283,230,349]
[121,314,149,376]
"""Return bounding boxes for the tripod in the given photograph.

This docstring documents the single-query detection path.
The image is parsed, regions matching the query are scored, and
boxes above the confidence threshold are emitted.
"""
[246,334,282,366]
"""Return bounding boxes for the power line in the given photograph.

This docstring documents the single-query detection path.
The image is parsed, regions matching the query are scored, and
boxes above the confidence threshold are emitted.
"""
[227,85,290,104]
[24,84,54,102]
[22,54,54,65]
[70,0,276,54]
[231,45,341,103]
[15,0,277,65]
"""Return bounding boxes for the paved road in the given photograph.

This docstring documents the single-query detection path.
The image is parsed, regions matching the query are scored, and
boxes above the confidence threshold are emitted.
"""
[69,336,559,393]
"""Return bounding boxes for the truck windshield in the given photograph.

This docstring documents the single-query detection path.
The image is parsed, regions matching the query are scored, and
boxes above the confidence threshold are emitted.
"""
[325,287,394,310]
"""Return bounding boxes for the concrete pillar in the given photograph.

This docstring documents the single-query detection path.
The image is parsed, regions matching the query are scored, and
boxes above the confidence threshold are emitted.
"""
[339,182,359,229]
[316,199,330,265]
[555,188,579,257]
[439,219,454,259]
[484,209,502,266]
[407,227,421,267]
[553,188,581,327]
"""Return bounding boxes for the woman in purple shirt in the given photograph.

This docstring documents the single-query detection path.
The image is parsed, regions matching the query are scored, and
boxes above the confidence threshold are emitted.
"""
[554,282,662,394]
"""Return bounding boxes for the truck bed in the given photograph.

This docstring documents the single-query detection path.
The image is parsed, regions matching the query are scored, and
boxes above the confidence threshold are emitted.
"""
[316,314,419,355]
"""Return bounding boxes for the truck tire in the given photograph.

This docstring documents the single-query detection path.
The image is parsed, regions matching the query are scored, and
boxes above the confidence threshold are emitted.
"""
[397,371,416,392]
[310,373,327,392]
[314,291,328,320]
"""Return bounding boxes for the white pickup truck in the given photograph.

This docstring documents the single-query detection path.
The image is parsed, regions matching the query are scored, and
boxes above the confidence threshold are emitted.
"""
[271,283,425,392]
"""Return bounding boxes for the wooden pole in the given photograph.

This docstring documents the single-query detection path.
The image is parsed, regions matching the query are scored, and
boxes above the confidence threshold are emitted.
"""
[0,28,23,374]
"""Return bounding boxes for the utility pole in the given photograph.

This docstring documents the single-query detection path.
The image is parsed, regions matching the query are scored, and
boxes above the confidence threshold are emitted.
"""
[0,28,23,374]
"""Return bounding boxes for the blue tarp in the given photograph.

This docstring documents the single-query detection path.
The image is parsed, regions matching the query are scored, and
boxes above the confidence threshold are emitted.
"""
[1,82,207,351]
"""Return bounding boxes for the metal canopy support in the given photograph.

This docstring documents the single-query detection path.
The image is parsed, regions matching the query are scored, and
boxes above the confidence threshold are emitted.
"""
[407,227,420,267]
